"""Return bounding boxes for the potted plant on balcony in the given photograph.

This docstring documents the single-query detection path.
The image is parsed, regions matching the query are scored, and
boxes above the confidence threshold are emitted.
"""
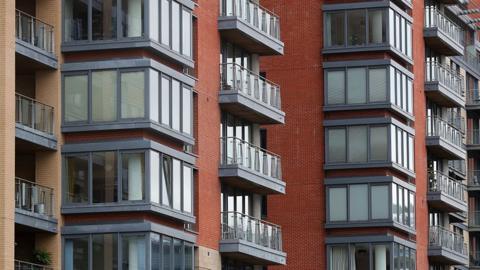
[33,250,52,266]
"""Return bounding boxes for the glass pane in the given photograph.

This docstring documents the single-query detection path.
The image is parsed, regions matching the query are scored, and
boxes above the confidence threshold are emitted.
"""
[327,70,345,105]
[352,243,370,269]
[122,234,146,270]
[329,245,349,270]
[182,9,192,57]
[347,68,366,104]
[161,0,170,46]
[369,68,387,102]
[172,80,181,131]
[162,156,172,206]
[173,159,181,210]
[347,10,366,46]
[122,153,145,201]
[182,87,192,135]
[184,244,193,270]
[121,71,145,119]
[92,151,118,203]
[392,184,398,222]
[172,2,181,52]
[161,76,171,126]
[370,126,388,161]
[368,10,385,44]
[93,234,118,270]
[151,234,161,270]
[325,12,345,47]
[92,0,117,40]
[329,187,347,221]
[327,128,346,163]
[371,185,389,219]
[348,126,367,162]
[174,239,182,270]
[349,184,368,221]
[64,0,88,41]
[65,75,88,122]
[93,71,117,122]
[373,244,390,270]
[64,237,89,270]
[183,166,193,213]
[122,0,144,37]
[65,155,89,203]
[150,151,160,204]
[163,236,172,270]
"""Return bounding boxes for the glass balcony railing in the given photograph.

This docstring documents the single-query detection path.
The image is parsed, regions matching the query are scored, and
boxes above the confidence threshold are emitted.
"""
[428,170,466,203]
[424,7,463,45]
[220,137,282,180]
[221,211,283,251]
[15,177,54,218]
[220,63,281,110]
[220,0,281,40]
[426,116,464,148]
[15,260,53,270]
[425,61,465,98]
[15,9,54,54]
[448,159,466,176]
[429,226,467,256]
[16,93,54,135]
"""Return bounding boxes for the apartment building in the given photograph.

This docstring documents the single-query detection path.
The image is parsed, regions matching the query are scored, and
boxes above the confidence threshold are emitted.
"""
[0,0,287,269]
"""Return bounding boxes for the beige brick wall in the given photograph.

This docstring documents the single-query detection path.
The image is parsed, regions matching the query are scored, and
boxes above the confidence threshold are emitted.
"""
[195,246,222,270]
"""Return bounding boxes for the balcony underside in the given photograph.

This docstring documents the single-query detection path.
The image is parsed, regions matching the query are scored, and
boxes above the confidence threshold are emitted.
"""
[425,136,466,160]
[16,39,57,70]
[427,191,467,212]
[219,91,285,125]
[16,124,57,151]
[218,17,284,56]
[424,82,465,107]
[424,28,464,56]
[219,239,286,266]
[15,209,57,233]
[219,165,286,195]
[428,246,468,266]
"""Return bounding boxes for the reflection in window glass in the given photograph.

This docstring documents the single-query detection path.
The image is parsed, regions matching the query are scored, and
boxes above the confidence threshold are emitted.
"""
[347,10,366,46]
[172,2,181,52]
[327,70,345,105]
[182,87,192,135]
[347,68,366,104]
[65,155,89,203]
[151,234,161,270]
[349,185,368,221]
[173,159,182,210]
[64,236,89,270]
[65,75,88,122]
[185,244,193,270]
[370,126,388,161]
[163,237,172,270]
[183,166,193,213]
[121,71,145,119]
[353,244,370,269]
[369,68,387,102]
[93,234,118,270]
[325,12,345,46]
[64,0,88,41]
[162,156,173,206]
[172,80,181,131]
[348,126,367,162]
[174,239,182,270]
[371,185,389,219]
[161,76,171,126]
[368,10,385,44]
[329,187,347,221]
[122,0,144,37]
[122,234,146,270]
[92,0,117,40]
[182,9,192,57]
[92,151,118,203]
[93,71,117,121]
[150,151,160,204]
[161,0,170,46]
[327,128,346,162]
[122,153,145,201]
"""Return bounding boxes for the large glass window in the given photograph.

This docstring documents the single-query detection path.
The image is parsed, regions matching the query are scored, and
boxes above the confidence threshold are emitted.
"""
[327,129,346,163]
[327,70,345,105]
[122,234,146,270]
[182,9,192,57]
[65,75,88,122]
[349,185,368,221]
[92,152,118,203]
[348,126,367,162]
[64,0,89,41]
[392,183,415,228]
[328,187,347,221]
[121,153,145,201]
[347,10,366,46]
[347,68,366,104]
[122,0,144,38]
[172,2,181,52]
[371,185,389,219]
[121,71,145,119]
[92,71,117,122]
[329,242,399,270]
[92,0,117,40]
[329,245,348,270]
[325,12,345,47]
[161,0,171,46]
[368,10,386,44]
[92,234,118,270]
[161,76,171,126]
[65,155,89,203]
[64,236,89,270]
[370,126,388,161]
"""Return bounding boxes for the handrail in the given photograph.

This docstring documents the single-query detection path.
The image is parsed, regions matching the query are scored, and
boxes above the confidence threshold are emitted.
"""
[426,116,464,148]
[15,259,53,270]
[221,211,283,251]
[220,0,281,40]
[15,9,55,54]
[220,63,282,110]
[15,177,54,217]
[428,170,466,202]
[15,93,54,135]
[425,61,465,97]
[429,226,467,255]
[424,7,463,45]
[220,136,282,180]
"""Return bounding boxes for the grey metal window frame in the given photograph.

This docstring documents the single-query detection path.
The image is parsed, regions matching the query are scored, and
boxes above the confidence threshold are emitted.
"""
[324,59,414,119]
[325,177,415,232]
[326,235,416,270]
[61,59,195,144]
[62,229,195,270]
[61,139,196,219]
[323,1,413,63]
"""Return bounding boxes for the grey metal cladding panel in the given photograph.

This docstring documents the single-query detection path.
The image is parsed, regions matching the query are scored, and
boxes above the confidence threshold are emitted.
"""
[219,239,287,265]
[219,165,286,194]
[323,59,413,78]
[15,40,58,69]
[426,192,468,212]
[323,103,415,121]
[219,91,285,124]
[324,162,416,178]
[427,247,468,265]
[424,82,465,107]
[425,137,466,160]
[61,203,196,223]
[424,28,465,56]
[15,210,58,233]
[217,17,284,55]
[15,125,57,150]
[325,221,416,235]
[61,121,196,145]
[322,45,414,65]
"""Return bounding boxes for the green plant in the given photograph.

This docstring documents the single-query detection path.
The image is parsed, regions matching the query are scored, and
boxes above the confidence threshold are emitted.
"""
[33,250,52,266]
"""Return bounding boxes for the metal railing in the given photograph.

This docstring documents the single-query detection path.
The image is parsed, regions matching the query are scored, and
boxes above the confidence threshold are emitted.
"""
[15,9,54,54]
[424,7,463,45]
[220,0,281,40]
[467,89,480,106]
[469,170,480,186]
[449,159,466,176]
[220,63,281,110]
[221,211,282,251]
[220,137,282,180]
[16,93,54,135]
[428,170,466,202]
[425,61,465,98]
[15,260,53,270]
[429,226,467,256]
[15,177,54,218]
[426,116,464,148]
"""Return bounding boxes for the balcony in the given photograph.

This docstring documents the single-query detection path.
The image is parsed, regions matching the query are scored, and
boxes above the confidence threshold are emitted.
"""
[219,137,285,194]
[15,10,57,69]
[15,93,56,150]
[218,0,284,55]
[220,211,286,265]
[219,63,285,124]
[15,177,57,233]
[424,7,464,56]
[425,62,465,107]
[428,226,468,265]
[15,260,53,270]
[426,116,466,160]
[427,170,467,213]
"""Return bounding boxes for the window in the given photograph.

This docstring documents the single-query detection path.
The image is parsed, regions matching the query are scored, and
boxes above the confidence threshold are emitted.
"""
[391,125,414,171]
[183,166,193,213]
[121,153,145,201]
[389,9,412,58]
[65,155,89,203]
[328,187,347,221]
[64,236,89,270]
[172,80,181,131]
[370,126,388,161]
[327,70,345,105]
[92,234,118,270]
[64,0,88,41]
[161,76,171,126]
[349,185,368,221]
[392,183,415,228]
[182,9,192,57]
[393,243,416,270]
[122,0,144,38]
[172,2,181,52]
[348,126,367,162]
[174,239,182,270]
[172,159,182,210]
[65,75,88,122]
[327,129,346,162]
[121,71,145,119]
[161,0,170,46]
[163,236,172,270]
[325,12,344,47]
[352,244,370,269]
[369,68,387,102]
[369,10,386,44]
[92,71,117,122]
[329,245,348,270]
[347,68,366,104]
[162,156,173,206]
[92,152,117,203]
[182,86,192,135]
[151,234,161,270]
[328,242,400,270]
[92,0,117,40]
[122,234,146,270]
[371,185,389,219]
[347,10,366,46]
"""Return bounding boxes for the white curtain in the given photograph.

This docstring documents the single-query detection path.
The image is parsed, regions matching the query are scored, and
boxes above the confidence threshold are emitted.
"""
[128,155,143,200]
[128,237,146,270]
[127,0,142,37]
[330,246,348,270]
[374,245,387,270]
